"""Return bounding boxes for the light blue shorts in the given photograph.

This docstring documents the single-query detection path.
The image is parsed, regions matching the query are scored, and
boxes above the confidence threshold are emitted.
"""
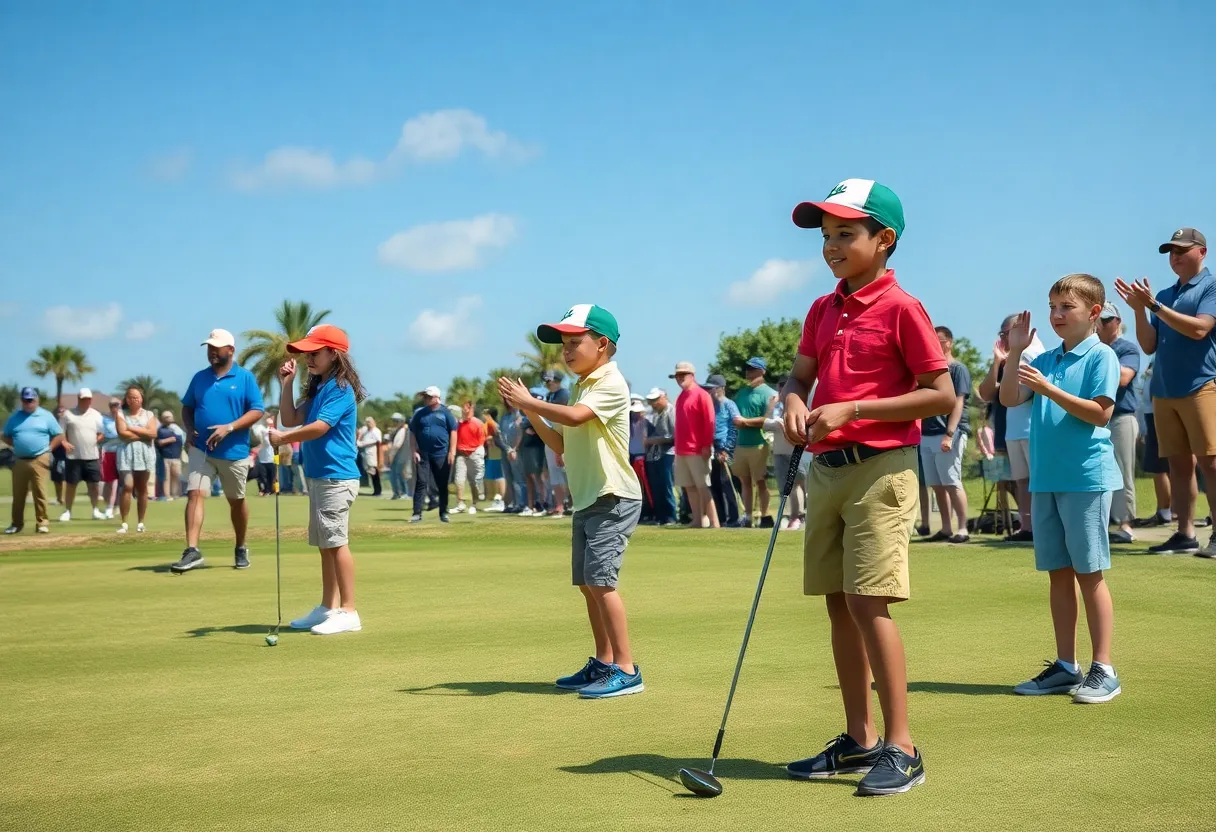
[1031,491,1112,574]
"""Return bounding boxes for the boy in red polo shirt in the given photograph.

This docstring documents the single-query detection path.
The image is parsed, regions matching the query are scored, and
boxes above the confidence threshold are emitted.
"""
[780,180,954,796]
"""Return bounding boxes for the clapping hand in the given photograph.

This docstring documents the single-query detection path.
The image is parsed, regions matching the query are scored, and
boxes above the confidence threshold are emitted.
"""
[1017,363,1051,396]
[1114,277,1154,313]
[278,359,297,383]
[497,377,531,410]
[1007,311,1036,354]
[993,338,1008,363]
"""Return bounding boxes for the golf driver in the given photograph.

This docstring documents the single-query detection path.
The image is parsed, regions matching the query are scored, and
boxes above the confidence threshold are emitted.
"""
[266,454,282,647]
[678,445,804,797]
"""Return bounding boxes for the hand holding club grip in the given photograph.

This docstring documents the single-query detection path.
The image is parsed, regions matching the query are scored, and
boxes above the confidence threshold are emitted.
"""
[781,447,805,497]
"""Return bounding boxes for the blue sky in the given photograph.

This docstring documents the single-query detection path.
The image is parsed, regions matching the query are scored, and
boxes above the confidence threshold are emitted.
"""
[2,1,1213,402]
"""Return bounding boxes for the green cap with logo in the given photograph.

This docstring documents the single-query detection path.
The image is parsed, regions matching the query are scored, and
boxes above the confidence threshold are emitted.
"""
[792,178,905,240]
[537,304,621,345]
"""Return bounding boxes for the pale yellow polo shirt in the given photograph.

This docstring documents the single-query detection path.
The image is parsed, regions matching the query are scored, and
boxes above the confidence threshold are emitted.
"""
[561,361,643,512]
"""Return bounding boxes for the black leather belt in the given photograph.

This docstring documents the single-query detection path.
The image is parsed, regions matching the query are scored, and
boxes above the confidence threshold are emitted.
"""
[815,444,891,469]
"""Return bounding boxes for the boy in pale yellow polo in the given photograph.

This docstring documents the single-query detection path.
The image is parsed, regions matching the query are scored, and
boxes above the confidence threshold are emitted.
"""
[498,304,645,699]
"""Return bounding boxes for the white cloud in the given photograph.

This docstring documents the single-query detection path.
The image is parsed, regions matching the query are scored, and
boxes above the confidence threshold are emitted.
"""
[378,214,517,272]
[727,259,815,306]
[149,148,193,181]
[229,109,533,191]
[406,295,482,350]
[125,321,157,341]
[43,303,123,340]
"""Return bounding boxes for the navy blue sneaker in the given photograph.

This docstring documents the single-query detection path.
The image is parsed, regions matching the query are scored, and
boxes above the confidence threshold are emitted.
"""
[170,548,204,573]
[555,657,612,690]
[786,733,884,779]
[578,664,644,699]
[855,744,925,796]
[233,547,251,569]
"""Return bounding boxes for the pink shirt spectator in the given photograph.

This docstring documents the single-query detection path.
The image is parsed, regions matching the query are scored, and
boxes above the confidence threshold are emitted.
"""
[675,386,715,456]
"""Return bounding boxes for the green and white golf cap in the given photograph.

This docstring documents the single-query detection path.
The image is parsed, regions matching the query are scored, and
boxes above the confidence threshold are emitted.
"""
[537,304,621,345]
[792,179,905,240]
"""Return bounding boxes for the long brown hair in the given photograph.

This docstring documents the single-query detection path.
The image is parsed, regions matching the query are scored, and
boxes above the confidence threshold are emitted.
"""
[305,349,367,404]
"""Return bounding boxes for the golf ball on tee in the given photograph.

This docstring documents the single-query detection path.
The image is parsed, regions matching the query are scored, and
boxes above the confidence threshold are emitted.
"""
[265,635,278,646]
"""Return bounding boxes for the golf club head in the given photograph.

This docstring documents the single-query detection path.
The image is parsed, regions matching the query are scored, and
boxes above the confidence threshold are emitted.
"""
[678,768,722,797]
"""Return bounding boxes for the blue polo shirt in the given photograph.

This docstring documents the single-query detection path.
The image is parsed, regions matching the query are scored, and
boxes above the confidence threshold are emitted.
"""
[1151,267,1216,398]
[3,407,62,458]
[1028,334,1123,494]
[713,396,740,453]
[1110,337,1141,416]
[181,365,265,461]
[302,376,358,480]
[409,405,457,458]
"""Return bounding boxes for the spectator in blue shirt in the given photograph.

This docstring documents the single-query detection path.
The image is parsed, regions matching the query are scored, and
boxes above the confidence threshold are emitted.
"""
[173,328,265,573]
[1117,228,1216,556]
[1096,302,1141,543]
[3,388,63,535]
[409,386,458,523]
[1001,274,1123,705]
[703,375,741,526]
[272,324,365,636]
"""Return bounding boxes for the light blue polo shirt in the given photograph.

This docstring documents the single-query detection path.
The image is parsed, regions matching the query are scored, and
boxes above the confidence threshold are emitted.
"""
[1028,334,1123,494]
[181,365,265,461]
[1151,267,1216,398]
[3,407,62,458]
[302,376,359,481]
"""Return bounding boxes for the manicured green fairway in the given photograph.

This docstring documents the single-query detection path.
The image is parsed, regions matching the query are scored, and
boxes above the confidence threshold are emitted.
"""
[2,497,1213,831]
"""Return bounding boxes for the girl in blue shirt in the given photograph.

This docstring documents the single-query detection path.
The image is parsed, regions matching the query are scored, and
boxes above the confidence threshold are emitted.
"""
[270,325,365,636]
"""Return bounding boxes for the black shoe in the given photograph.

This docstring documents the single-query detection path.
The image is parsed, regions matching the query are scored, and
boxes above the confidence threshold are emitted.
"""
[3,525,20,535]
[855,744,925,796]
[1004,529,1034,543]
[786,733,883,780]
[947,533,970,544]
[1133,513,1169,528]
[170,548,204,573]
[234,547,251,569]
[914,524,930,537]
[923,530,950,542]
[759,516,775,529]
[1148,532,1200,555]
[439,513,450,524]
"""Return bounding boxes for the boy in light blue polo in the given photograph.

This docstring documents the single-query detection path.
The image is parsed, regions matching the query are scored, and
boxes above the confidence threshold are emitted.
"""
[1000,274,1123,704]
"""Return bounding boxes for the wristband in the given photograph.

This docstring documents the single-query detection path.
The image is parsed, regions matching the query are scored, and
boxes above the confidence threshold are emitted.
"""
[854,401,861,421]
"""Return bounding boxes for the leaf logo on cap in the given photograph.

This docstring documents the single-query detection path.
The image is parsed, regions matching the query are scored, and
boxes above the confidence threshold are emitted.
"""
[826,183,848,199]
[1174,230,1184,239]
[560,308,575,321]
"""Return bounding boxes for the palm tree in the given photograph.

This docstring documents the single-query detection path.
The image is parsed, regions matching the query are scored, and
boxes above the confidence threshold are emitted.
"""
[516,333,564,379]
[117,375,178,414]
[28,345,94,406]
[239,301,332,395]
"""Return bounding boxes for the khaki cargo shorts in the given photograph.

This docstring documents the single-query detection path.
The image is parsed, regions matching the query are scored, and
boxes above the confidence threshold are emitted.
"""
[803,445,917,600]
[187,453,252,500]
[1154,381,1216,458]
[732,445,769,482]
[308,478,359,549]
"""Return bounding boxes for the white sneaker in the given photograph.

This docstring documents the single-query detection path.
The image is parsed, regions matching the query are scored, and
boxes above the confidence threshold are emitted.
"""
[136,523,146,533]
[520,507,534,517]
[468,506,477,516]
[452,503,467,514]
[788,518,803,532]
[290,605,333,630]
[311,609,362,635]
[116,523,128,534]
[36,525,50,534]
[104,508,114,520]
[92,508,105,521]
[166,496,175,502]
[59,510,71,522]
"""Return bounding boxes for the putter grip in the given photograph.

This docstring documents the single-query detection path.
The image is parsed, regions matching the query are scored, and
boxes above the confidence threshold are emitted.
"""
[711,728,725,760]
[273,454,280,494]
[781,447,805,497]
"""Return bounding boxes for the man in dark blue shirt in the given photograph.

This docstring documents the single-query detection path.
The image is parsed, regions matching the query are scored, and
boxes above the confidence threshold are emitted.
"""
[409,386,458,523]
[1097,303,1141,543]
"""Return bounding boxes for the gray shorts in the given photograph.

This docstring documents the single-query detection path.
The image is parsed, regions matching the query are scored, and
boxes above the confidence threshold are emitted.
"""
[307,478,359,549]
[545,446,567,486]
[571,496,642,587]
[919,433,967,488]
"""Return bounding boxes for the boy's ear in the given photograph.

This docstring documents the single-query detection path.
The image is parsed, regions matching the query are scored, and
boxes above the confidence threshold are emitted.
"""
[877,227,897,253]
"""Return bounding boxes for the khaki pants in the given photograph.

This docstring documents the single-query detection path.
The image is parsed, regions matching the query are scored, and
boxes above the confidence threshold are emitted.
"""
[12,454,51,529]
[1108,412,1139,525]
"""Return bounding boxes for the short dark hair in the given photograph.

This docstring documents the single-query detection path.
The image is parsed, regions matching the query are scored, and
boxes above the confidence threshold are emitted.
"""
[485,406,499,419]
[862,216,897,259]
[935,326,954,341]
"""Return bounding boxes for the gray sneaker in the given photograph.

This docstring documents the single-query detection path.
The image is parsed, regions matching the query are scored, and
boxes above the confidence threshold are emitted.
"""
[1014,660,1084,696]
[1073,664,1121,704]
[1197,536,1216,559]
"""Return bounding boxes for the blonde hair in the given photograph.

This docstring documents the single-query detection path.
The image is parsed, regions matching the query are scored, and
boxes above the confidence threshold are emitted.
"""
[1049,273,1105,309]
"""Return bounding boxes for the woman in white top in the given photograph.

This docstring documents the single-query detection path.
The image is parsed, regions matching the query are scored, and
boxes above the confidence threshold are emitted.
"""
[357,417,383,497]
[115,386,157,533]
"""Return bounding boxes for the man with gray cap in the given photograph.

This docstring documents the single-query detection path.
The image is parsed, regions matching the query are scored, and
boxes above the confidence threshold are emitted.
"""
[643,387,677,525]
[1117,228,1216,556]
[409,386,457,523]
[732,356,778,528]
[1096,302,1141,543]
[59,387,106,522]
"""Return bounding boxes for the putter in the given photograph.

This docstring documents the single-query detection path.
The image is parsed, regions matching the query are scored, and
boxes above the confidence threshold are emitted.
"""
[679,446,804,797]
[266,454,282,647]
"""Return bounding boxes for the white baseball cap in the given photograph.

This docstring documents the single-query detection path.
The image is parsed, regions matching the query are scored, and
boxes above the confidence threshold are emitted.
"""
[645,387,665,401]
[424,386,443,399]
[202,328,236,348]
[78,387,93,398]
[629,399,646,413]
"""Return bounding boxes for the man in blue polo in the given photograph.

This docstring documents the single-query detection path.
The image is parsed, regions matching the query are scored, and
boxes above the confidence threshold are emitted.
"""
[409,385,458,523]
[4,388,63,535]
[1117,228,1216,557]
[174,328,265,572]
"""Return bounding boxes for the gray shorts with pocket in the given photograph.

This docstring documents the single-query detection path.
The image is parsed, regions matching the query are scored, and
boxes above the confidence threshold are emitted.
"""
[308,478,359,549]
[571,496,642,587]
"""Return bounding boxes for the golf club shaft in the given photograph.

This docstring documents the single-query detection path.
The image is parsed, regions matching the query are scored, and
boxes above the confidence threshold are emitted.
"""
[274,454,281,631]
[709,446,804,767]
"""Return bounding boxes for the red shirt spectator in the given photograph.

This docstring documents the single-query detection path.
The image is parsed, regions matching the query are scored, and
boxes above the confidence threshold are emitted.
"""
[456,417,487,454]
[799,269,946,453]
[675,385,715,456]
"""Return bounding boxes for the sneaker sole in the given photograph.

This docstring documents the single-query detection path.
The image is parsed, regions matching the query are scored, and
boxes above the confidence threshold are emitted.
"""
[170,560,205,573]
[310,626,362,635]
[1073,685,1121,704]
[579,682,645,699]
[787,765,875,780]
[1013,684,1080,696]
[856,770,926,796]
[1195,552,1216,559]
[1150,547,1200,555]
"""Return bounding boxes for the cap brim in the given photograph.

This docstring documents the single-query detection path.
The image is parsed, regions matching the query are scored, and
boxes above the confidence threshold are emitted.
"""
[792,201,870,229]
[202,339,234,348]
[286,338,326,354]
[1159,241,1199,254]
[536,323,591,344]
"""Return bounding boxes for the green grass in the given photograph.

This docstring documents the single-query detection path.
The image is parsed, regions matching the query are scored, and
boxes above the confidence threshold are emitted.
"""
[1,497,1214,831]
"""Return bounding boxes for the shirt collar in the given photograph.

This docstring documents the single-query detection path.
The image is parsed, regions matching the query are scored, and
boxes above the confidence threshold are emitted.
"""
[1177,267,1212,292]
[1058,332,1101,359]
[832,269,898,307]
[577,361,615,389]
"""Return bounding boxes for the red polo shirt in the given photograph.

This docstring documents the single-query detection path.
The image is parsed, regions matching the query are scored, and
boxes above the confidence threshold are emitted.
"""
[675,385,715,455]
[797,270,946,453]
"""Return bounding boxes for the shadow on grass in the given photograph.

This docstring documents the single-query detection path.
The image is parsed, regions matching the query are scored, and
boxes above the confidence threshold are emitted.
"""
[186,623,278,638]
[824,681,1012,696]
[560,754,856,794]
[127,563,198,573]
[399,681,569,696]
